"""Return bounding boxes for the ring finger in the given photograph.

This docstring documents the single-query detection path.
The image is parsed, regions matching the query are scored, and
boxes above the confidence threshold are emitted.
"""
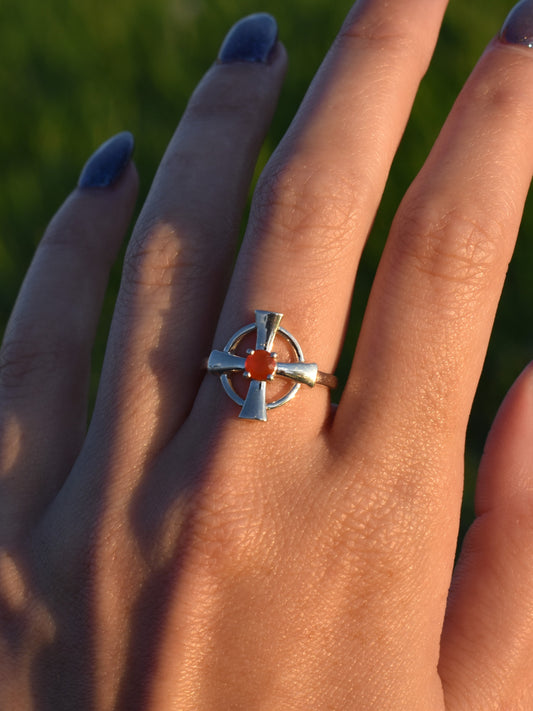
[199,0,449,433]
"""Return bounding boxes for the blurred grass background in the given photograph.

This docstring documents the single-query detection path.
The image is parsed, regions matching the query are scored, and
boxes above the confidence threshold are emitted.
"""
[0,0,530,540]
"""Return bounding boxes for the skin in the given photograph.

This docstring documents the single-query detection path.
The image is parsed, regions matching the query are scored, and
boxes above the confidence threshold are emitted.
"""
[1,0,533,708]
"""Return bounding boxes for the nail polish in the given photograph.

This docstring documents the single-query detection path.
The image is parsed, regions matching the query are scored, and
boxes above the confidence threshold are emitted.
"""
[78,131,135,188]
[218,13,278,64]
[500,0,533,48]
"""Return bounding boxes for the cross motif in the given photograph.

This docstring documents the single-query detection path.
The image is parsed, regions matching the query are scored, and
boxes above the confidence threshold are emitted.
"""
[208,310,319,421]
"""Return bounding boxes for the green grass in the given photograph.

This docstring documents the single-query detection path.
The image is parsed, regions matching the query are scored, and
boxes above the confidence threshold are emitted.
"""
[0,0,529,537]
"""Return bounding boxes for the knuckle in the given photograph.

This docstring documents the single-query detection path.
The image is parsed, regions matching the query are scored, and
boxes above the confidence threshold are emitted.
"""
[322,482,425,603]
[469,53,533,125]
[41,202,121,273]
[336,444,454,539]
[175,441,280,576]
[184,474,269,576]
[123,215,225,301]
[251,157,367,263]
[42,224,106,265]
[393,203,508,290]
[340,15,413,47]
[187,497,259,574]
[338,8,429,67]
[186,72,265,130]
[123,219,183,294]
[0,339,61,395]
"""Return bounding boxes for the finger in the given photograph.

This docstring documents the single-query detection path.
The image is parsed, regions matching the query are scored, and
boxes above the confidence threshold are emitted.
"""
[198,0,449,432]
[475,363,533,515]
[337,24,533,486]
[440,506,533,710]
[439,366,533,708]
[438,362,533,708]
[85,14,287,467]
[0,132,138,539]
[330,6,533,681]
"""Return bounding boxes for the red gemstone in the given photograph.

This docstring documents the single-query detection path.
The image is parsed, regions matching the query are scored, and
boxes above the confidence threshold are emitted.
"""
[244,350,277,381]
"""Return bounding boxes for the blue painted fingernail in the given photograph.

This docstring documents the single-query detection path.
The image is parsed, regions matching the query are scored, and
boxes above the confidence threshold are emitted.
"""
[78,131,135,188]
[500,0,533,48]
[218,13,278,64]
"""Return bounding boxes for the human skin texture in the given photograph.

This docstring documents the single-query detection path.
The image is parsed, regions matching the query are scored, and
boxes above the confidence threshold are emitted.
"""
[2,1,533,709]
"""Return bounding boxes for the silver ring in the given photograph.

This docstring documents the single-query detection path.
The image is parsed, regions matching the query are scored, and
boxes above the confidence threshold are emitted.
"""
[207,310,338,421]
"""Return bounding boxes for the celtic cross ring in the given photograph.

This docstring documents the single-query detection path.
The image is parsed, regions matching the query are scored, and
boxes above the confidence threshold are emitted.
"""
[207,310,338,421]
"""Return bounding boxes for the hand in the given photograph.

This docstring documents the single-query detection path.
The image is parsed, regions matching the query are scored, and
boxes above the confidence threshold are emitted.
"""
[2,2,533,709]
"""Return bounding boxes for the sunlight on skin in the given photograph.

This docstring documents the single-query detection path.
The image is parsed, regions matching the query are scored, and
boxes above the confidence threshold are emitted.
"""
[0,551,28,614]
[0,414,23,477]
[0,550,56,711]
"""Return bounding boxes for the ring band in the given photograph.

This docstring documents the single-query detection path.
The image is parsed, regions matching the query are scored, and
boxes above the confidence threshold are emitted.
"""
[207,310,338,421]
[315,370,338,389]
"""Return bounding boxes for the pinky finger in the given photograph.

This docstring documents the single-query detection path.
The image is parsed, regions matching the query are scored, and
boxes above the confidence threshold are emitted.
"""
[0,132,138,540]
[439,364,533,710]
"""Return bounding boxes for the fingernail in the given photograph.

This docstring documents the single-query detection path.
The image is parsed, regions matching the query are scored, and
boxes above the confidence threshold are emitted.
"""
[218,13,278,64]
[500,0,533,48]
[78,131,135,188]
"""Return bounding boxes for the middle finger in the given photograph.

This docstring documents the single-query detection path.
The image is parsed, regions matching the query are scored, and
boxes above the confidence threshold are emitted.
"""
[86,15,287,461]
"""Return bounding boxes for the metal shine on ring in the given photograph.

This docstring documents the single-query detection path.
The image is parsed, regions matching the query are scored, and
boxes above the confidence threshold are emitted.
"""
[207,310,338,421]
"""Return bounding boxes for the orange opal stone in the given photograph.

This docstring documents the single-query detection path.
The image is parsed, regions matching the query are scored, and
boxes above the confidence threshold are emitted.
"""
[245,350,277,381]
